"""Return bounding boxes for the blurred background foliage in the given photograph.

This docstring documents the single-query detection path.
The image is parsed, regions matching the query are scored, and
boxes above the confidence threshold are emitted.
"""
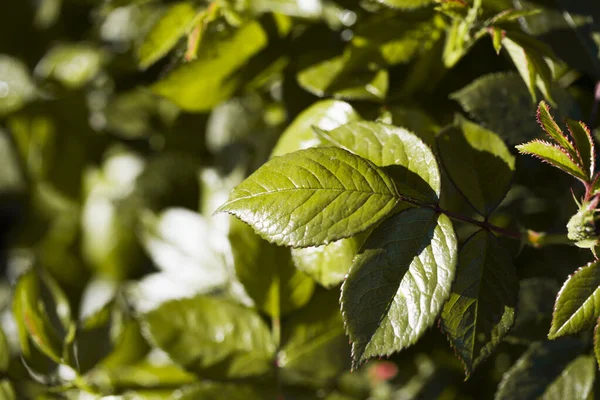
[0,0,599,398]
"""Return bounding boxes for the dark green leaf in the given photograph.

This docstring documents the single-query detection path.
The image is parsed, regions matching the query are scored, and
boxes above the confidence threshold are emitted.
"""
[516,140,587,181]
[137,2,198,69]
[594,317,600,368]
[0,326,9,372]
[540,355,595,400]
[217,147,400,247]
[494,339,585,400]
[152,20,268,111]
[316,121,441,202]
[439,230,518,375]
[278,288,351,388]
[141,295,275,378]
[509,278,559,343]
[437,118,515,216]
[382,105,439,146]
[549,261,600,339]
[341,207,457,367]
[451,72,581,144]
[291,237,360,288]
[271,100,361,157]
[229,218,315,317]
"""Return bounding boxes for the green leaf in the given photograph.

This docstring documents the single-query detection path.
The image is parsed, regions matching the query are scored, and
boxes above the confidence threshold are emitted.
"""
[371,0,434,10]
[291,237,360,288]
[297,55,388,101]
[141,295,275,378]
[437,118,515,216]
[315,121,441,202]
[516,139,587,181]
[229,218,315,318]
[509,278,559,343]
[451,72,581,145]
[540,355,595,400]
[382,105,439,147]
[0,327,9,372]
[350,13,445,67]
[0,55,37,116]
[152,20,268,111]
[494,339,586,400]
[341,207,457,368]
[277,288,351,388]
[34,43,105,89]
[594,317,600,367]
[490,27,504,54]
[439,230,518,375]
[536,101,577,157]
[271,100,361,158]
[12,270,71,364]
[217,147,400,248]
[0,381,15,400]
[137,2,198,69]
[501,35,554,102]
[549,261,600,339]
[566,118,595,178]
[176,382,274,400]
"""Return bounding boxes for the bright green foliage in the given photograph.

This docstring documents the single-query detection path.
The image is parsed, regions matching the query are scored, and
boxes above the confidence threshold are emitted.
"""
[291,237,360,288]
[316,121,440,202]
[495,340,592,400]
[229,218,315,317]
[341,207,457,367]
[2,0,600,397]
[142,296,276,378]
[440,230,517,375]
[437,117,515,216]
[549,261,600,339]
[137,2,199,69]
[217,147,400,247]
[297,56,389,101]
[271,100,361,157]
[152,20,270,111]
[516,140,587,181]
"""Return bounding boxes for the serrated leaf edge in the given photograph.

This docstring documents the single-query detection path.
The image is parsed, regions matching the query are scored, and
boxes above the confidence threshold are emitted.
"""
[516,139,587,182]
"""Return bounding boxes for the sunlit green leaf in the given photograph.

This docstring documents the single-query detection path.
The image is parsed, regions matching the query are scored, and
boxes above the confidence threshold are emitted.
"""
[371,0,434,10]
[297,55,388,101]
[341,207,457,367]
[34,43,104,89]
[142,296,275,378]
[540,355,595,400]
[565,118,595,179]
[316,121,440,202]
[0,326,9,372]
[152,20,268,111]
[549,261,600,339]
[440,230,518,375]
[176,382,274,400]
[217,147,400,247]
[137,2,198,69]
[437,118,515,216]
[229,218,315,318]
[516,140,587,181]
[0,55,37,116]
[271,100,361,157]
[277,288,350,388]
[383,105,439,146]
[291,237,360,288]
